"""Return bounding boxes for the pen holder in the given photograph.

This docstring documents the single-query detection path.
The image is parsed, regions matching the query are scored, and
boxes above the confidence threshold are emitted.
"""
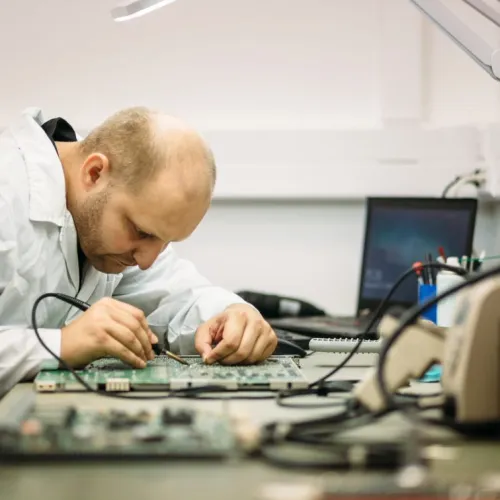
[418,284,437,324]
[417,283,441,383]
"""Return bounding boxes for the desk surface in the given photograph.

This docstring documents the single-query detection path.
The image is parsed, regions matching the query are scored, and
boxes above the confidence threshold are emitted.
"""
[1,354,499,500]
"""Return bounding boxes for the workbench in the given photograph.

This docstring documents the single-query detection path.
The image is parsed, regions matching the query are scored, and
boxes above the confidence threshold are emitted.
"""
[1,353,499,500]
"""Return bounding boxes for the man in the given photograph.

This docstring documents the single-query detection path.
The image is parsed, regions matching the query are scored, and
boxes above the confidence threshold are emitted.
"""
[0,106,277,395]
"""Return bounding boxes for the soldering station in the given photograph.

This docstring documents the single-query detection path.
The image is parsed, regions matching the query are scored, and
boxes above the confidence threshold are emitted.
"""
[2,1,500,500]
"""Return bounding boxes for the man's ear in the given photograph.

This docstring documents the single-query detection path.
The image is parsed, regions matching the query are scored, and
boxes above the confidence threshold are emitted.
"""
[81,153,110,191]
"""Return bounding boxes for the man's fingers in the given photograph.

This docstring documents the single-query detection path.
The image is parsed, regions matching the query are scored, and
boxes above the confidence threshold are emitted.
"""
[248,329,277,364]
[104,320,148,362]
[102,335,147,369]
[204,312,247,364]
[106,300,155,359]
[195,319,219,360]
[105,298,156,342]
[244,329,274,364]
[218,321,262,365]
[263,340,277,359]
[109,308,154,361]
[212,318,225,344]
[149,329,159,345]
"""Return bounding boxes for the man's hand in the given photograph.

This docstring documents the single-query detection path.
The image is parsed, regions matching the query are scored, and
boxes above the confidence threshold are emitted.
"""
[60,298,158,368]
[195,304,278,365]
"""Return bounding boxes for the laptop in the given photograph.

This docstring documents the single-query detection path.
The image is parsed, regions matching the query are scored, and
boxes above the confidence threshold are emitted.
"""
[270,197,478,338]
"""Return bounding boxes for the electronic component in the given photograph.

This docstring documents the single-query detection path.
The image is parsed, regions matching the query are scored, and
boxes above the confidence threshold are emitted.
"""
[0,390,35,434]
[34,355,308,393]
[308,338,381,367]
[0,396,244,461]
[441,277,500,423]
[354,313,445,412]
[355,273,500,423]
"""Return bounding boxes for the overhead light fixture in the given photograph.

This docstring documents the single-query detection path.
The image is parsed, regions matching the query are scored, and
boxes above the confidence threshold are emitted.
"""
[111,0,177,22]
[409,0,500,80]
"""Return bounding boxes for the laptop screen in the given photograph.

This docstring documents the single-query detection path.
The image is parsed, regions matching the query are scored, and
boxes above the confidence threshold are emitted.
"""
[357,197,477,313]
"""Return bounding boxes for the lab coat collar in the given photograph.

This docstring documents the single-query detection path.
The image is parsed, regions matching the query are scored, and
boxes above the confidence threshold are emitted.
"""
[10,108,83,290]
[9,107,67,227]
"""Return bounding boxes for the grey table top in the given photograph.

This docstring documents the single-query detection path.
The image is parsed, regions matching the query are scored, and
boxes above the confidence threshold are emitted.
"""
[1,353,499,500]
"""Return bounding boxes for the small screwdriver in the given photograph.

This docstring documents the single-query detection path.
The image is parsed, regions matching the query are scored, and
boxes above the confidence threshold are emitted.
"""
[151,342,188,365]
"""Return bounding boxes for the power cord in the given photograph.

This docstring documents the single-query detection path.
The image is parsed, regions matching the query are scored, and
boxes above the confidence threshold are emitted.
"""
[441,168,485,198]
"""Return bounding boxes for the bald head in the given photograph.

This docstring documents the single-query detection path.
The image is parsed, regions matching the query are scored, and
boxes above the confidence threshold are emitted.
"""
[79,107,216,195]
[62,107,216,274]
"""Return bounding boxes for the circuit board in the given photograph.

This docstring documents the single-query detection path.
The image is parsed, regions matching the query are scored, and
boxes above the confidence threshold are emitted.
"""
[0,393,243,462]
[34,355,308,392]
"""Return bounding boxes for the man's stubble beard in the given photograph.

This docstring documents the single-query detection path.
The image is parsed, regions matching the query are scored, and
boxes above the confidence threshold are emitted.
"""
[71,190,109,264]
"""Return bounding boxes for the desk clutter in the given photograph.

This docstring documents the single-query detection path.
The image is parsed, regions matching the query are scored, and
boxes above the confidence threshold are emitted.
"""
[0,391,243,461]
[6,254,500,470]
[5,199,500,478]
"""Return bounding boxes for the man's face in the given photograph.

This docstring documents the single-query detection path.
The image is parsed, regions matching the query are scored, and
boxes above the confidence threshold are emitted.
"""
[72,172,210,274]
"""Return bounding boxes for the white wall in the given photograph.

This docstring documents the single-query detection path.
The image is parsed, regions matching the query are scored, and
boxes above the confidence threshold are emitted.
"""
[0,0,382,129]
[175,200,365,314]
[1,0,500,312]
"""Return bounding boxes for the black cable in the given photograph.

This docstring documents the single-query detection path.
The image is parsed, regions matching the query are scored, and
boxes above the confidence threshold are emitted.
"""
[375,262,500,414]
[263,405,357,439]
[174,391,276,401]
[262,261,466,443]
[32,293,357,402]
[263,401,394,447]
[441,175,461,197]
[262,407,392,460]
[31,293,259,401]
[442,169,483,198]
[260,399,458,470]
[271,396,441,448]
[308,262,466,388]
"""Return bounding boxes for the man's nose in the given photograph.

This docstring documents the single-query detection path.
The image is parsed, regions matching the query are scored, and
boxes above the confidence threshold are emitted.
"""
[133,240,166,270]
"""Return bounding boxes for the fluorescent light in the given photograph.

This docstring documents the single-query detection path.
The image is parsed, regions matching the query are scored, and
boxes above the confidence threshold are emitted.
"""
[409,0,500,80]
[111,0,177,22]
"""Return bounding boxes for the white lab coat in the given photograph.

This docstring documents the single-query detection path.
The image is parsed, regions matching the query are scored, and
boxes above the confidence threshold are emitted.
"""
[0,108,246,395]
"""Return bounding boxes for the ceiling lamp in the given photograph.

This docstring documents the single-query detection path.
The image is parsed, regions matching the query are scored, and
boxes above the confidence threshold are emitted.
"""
[111,0,178,22]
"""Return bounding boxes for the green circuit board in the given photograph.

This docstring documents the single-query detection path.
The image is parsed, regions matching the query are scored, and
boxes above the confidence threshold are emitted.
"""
[34,355,308,392]
[0,398,241,461]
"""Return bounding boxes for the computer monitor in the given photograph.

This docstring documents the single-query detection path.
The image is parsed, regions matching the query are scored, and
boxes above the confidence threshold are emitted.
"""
[357,197,477,314]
